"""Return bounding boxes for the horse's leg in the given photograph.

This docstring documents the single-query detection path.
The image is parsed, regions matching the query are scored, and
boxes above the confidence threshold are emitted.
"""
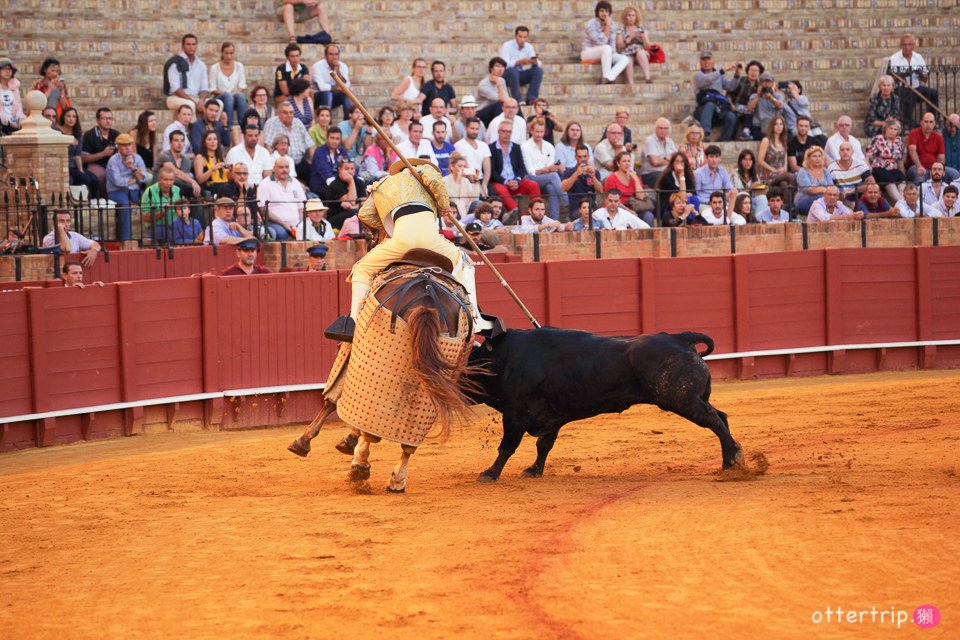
[287,399,337,457]
[335,427,361,455]
[349,431,379,482]
[387,444,417,493]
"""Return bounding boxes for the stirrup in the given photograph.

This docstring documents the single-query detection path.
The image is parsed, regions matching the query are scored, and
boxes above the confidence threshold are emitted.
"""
[324,315,355,342]
[476,312,505,338]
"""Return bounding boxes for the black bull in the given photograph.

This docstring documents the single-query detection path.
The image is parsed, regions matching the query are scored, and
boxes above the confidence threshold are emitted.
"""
[467,327,744,481]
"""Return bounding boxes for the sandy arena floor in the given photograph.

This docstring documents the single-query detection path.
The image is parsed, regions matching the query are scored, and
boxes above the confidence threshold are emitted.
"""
[1,370,958,639]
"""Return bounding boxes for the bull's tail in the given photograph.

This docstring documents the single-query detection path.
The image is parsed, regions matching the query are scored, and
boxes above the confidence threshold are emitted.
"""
[675,331,715,357]
[408,306,480,439]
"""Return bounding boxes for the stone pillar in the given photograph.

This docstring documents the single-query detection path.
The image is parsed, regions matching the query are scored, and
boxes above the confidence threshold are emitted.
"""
[0,90,75,203]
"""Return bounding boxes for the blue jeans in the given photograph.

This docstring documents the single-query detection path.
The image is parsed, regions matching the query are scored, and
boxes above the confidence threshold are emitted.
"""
[504,66,544,105]
[907,165,960,184]
[528,173,567,219]
[268,222,292,240]
[107,188,140,241]
[316,90,354,121]
[217,92,248,128]
[695,102,738,141]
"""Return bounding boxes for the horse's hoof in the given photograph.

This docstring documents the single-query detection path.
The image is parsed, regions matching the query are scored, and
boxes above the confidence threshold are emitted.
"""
[477,472,499,483]
[386,485,406,494]
[335,433,359,455]
[349,464,371,482]
[521,467,543,478]
[287,438,310,457]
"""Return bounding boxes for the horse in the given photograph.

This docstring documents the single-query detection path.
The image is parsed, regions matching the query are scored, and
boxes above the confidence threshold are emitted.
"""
[287,249,479,493]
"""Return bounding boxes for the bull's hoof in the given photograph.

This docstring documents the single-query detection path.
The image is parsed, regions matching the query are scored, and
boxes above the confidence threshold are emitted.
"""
[349,464,371,482]
[477,471,499,483]
[335,433,359,455]
[386,485,406,494]
[521,466,543,478]
[287,438,311,457]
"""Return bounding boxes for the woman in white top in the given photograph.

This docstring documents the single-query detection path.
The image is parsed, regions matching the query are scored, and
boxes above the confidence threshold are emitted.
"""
[209,42,248,143]
[444,152,482,219]
[390,58,426,106]
[391,101,416,144]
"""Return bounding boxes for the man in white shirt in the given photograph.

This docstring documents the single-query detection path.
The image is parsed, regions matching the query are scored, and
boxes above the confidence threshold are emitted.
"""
[521,119,566,219]
[887,33,939,130]
[165,34,209,115]
[700,191,747,225]
[310,44,353,120]
[486,98,527,146]
[395,122,437,164]
[257,157,306,240]
[594,122,632,182]
[515,198,563,233]
[453,117,491,195]
[225,124,274,185]
[893,183,922,218]
[824,115,866,164]
[162,104,194,154]
[920,161,949,206]
[591,190,650,230]
[499,26,544,107]
[928,184,959,217]
[807,186,864,222]
[640,118,677,186]
[420,98,454,143]
[42,210,101,266]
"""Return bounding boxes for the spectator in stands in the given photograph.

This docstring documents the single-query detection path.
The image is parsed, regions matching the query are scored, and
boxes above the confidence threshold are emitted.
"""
[866,119,906,204]
[226,125,273,186]
[556,121,592,169]
[591,189,649,229]
[757,115,796,197]
[733,149,768,215]
[165,34,209,116]
[808,185,862,222]
[788,115,819,174]
[487,98,527,146]
[278,0,331,45]
[864,75,901,138]
[489,119,540,216]
[34,57,70,115]
[824,116,865,164]
[474,202,505,230]
[615,6,653,85]
[258,156,306,239]
[194,130,230,198]
[325,159,364,229]
[391,58,427,108]
[309,127,346,194]
[444,152,481,218]
[655,151,697,219]
[338,105,369,160]
[430,121,455,175]
[516,197,563,233]
[128,110,158,171]
[907,112,959,184]
[246,85,273,131]
[475,57,509,127]
[731,192,755,223]
[500,26,544,106]
[727,60,761,140]
[454,117,491,195]
[267,133,299,180]
[893,183,921,218]
[581,1,630,83]
[565,198,590,230]
[171,199,203,244]
[221,162,266,236]
[856,183,893,218]
[677,123,706,171]
[274,43,310,106]
[161,104,193,154]
[302,200,334,241]
[141,166,182,243]
[795,146,834,216]
[747,71,784,138]
[928,184,959,217]
[264,100,315,178]
[782,80,816,140]
[221,237,272,275]
[521,118,566,219]
[756,189,790,223]
[60,107,100,198]
[663,191,701,227]
[594,122,630,181]
[42,106,59,129]
[700,190,747,225]
[420,60,457,116]
[287,78,314,128]
[943,113,960,173]
[639,117,677,187]
[209,42,248,141]
[359,131,395,183]
[80,107,120,195]
[106,133,149,241]
[156,129,201,199]
[604,150,654,225]
[561,145,604,212]
[888,33,938,130]
[452,96,485,143]
[0,57,25,134]
[693,51,739,142]
[396,121,436,165]
[920,161,949,207]
[42,210,101,265]
[421,98,454,144]
[693,145,736,208]
[311,44,353,120]
[391,101,417,144]
[190,98,230,155]
[526,98,559,145]
[600,107,634,148]
[308,105,332,147]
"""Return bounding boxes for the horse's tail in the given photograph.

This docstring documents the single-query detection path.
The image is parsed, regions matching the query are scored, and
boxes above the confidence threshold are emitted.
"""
[408,305,480,438]
[675,331,715,357]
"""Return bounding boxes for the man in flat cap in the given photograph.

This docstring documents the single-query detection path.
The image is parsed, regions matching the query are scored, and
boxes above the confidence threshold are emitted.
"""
[306,243,328,271]
[105,132,150,241]
[221,237,273,275]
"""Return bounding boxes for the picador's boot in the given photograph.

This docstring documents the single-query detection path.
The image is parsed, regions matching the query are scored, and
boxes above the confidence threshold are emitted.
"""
[324,282,371,342]
[455,258,496,334]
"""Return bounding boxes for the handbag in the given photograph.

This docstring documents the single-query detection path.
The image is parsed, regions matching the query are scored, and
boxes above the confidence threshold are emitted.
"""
[647,44,666,64]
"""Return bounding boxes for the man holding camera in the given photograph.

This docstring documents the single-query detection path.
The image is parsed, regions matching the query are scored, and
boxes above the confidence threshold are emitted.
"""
[692,51,739,142]
[500,26,544,107]
[747,72,784,136]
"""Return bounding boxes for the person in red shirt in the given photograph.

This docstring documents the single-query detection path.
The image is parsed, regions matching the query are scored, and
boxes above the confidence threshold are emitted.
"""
[907,112,960,184]
[220,237,273,275]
